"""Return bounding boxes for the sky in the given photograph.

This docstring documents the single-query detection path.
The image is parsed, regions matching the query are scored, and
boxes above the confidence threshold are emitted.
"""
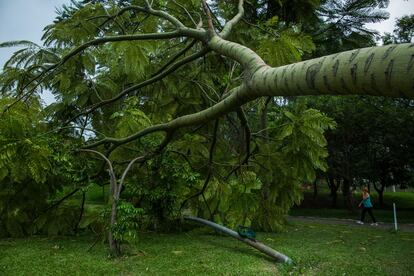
[366,0,414,35]
[0,0,68,69]
[0,0,413,104]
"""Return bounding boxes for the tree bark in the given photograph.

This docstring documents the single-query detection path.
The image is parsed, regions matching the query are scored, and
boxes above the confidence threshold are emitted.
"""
[312,179,318,200]
[342,178,354,211]
[374,182,385,208]
[108,198,120,256]
[327,176,340,208]
[85,43,414,151]
[251,43,414,99]
[108,167,121,256]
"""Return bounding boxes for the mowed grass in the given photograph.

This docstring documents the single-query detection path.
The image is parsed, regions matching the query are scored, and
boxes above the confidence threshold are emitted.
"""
[1,221,413,275]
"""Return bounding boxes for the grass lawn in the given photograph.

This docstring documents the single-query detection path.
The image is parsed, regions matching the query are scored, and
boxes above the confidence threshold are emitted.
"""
[1,221,413,275]
[290,208,414,223]
[292,190,414,223]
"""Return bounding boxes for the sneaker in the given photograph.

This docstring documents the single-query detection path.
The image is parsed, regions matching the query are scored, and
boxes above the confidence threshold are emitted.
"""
[370,222,378,226]
[356,220,364,225]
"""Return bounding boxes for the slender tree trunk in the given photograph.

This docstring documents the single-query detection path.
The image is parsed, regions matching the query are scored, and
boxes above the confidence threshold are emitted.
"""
[260,98,271,201]
[108,168,121,256]
[313,179,318,200]
[342,178,354,211]
[332,187,338,208]
[327,176,340,208]
[374,181,385,208]
[74,191,86,234]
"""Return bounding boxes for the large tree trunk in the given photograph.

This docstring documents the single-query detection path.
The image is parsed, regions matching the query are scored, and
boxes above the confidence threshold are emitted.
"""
[249,43,414,99]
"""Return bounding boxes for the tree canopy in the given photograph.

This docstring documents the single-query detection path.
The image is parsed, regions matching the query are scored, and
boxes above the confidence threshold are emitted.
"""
[0,0,413,255]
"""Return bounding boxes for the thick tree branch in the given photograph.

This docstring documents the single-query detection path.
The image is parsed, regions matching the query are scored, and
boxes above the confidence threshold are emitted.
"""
[251,43,414,98]
[208,35,266,72]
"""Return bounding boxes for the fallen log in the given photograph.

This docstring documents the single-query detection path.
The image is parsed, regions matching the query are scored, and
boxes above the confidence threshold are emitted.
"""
[184,216,292,264]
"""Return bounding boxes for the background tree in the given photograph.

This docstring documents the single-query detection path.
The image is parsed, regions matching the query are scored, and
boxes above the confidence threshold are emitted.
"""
[382,14,414,44]
[302,96,414,209]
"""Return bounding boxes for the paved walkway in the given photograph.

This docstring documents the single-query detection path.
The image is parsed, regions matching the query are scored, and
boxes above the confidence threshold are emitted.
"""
[288,216,414,232]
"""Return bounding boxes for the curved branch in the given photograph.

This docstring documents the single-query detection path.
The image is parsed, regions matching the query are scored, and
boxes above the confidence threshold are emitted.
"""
[152,39,197,77]
[116,131,173,198]
[60,32,183,65]
[68,47,210,123]
[94,4,184,29]
[220,0,244,38]
[172,0,198,27]
[2,32,189,114]
[78,149,117,197]
[208,35,266,72]
[117,156,143,199]
[83,85,250,149]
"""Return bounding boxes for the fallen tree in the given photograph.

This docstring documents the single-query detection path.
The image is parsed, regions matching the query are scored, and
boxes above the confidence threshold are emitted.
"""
[1,0,413,257]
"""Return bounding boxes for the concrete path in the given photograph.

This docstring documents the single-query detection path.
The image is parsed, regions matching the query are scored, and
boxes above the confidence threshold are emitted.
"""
[288,216,414,232]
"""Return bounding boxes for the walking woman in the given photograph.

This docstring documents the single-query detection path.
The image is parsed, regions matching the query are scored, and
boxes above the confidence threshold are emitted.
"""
[357,187,378,226]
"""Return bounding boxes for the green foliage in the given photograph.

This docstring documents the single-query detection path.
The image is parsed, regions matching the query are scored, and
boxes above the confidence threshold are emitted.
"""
[277,108,336,181]
[252,106,335,231]
[303,96,414,193]
[121,152,200,231]
[112,201,143,243]
[43,2,107,47]
[203,171,262,228]
[107,41,152,81]
[257,22,315,66]
[0,98,51,184]
[34,201,80,236]
[0,97,90,237]
[383,14,414,44]
[0,0,389,240]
